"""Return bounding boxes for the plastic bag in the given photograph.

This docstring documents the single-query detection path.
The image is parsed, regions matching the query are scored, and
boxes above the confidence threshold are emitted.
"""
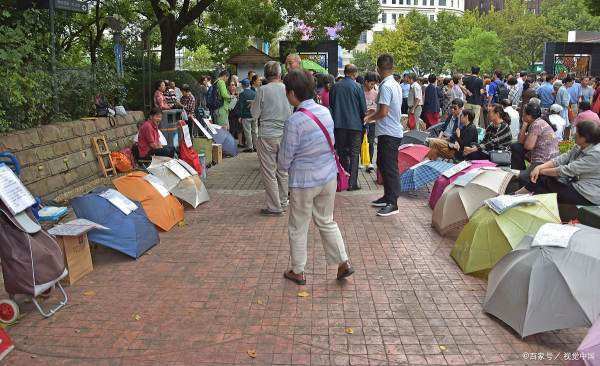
[110,151,133,173]
[360,132,371,166]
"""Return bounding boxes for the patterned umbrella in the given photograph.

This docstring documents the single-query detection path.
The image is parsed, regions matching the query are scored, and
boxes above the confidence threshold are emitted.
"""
[399,160,454,192]
[376,144,429,185]
[429,160,496,209]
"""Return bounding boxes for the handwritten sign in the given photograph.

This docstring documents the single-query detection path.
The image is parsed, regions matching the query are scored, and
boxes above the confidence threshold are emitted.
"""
[143,174,170,197]
[0,164,36,215]
[99,189,137,215]
[532,223,579,248]
[164,160,191,180]
[48,219,108,236]
[181,124,193,148]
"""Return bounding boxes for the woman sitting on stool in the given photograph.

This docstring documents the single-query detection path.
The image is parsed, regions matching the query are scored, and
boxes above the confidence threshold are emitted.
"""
[463,104,512,160]
[516,120,600,206]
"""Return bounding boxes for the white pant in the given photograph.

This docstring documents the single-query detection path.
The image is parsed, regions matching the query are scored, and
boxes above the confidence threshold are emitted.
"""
[257,137,288,212]
[241,118,257,149]
[288,178,348,274]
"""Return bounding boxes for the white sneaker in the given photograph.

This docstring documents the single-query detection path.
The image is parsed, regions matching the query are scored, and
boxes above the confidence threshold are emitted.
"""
[359,165,365,169]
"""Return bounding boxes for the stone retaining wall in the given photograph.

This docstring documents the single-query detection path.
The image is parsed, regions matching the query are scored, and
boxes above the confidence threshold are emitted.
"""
[0,111,144,200]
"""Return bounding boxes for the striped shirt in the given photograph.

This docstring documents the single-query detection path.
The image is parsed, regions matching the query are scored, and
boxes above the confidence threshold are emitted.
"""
[479,122,512,152]
[278,99,337,188]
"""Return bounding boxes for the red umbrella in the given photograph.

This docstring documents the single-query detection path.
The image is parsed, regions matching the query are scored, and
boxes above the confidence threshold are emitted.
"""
[377,144,430,184]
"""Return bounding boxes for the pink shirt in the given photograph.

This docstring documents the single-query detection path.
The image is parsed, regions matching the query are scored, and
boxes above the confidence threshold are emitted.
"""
[364,87,378,110]
[574,110,600,127]
[319,89,330,107]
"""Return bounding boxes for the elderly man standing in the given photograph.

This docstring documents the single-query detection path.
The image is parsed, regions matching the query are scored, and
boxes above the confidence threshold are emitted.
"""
[251,61,293,216]
[285,53,302,73]
[329,64,367,191]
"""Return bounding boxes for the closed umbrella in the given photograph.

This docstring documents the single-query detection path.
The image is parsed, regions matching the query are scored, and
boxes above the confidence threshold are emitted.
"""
[484,224,600,338]
[429,160,496,209]
[376,144,429,185]
[211,125,238,156]
[147,157,210,208]
[400,160,454,192]
[113,171,184,231]
[451,193,560,277]
[573,317,600,366]
[401,130,429,146]
[432,168,514,236]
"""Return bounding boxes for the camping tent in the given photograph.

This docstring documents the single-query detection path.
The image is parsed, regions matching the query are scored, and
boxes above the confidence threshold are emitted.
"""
[113,172,184,231]
[70,187,159,258]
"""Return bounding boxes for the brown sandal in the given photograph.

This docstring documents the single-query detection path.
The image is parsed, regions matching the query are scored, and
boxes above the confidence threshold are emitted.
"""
[284,270,306,285]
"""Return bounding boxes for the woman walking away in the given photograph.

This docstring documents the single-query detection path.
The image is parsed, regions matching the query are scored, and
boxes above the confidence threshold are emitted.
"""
[278,70,354,285]
[516,120,600,206]
[463,104,512,160]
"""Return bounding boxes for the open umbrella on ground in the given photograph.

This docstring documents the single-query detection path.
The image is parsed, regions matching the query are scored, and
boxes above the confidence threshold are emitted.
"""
[450,193,560,277]
[429,160,496,209]
[484,224,600,338]
[113,171,184,231]
[376,144,430,185]
[573,316,600,366]
[211,125,237,156]
[147,157,209,208]
[401,130,429,146]
[301,59,327,73]
[400,160,454,192]
[432,168,514,237]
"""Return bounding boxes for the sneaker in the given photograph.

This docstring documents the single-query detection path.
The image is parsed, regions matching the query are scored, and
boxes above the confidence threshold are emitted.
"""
[359,164,366,170]
[376,204,399,217]
[366,164,375,173]
[260,208,283,216]
[371,197,387,207]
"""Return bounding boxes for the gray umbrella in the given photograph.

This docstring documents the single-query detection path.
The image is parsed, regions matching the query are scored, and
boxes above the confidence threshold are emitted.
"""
[483,224,600,338]
[401,130,429,146]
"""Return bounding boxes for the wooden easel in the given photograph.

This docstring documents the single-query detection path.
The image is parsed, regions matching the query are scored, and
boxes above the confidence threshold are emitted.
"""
[91,136,116,177]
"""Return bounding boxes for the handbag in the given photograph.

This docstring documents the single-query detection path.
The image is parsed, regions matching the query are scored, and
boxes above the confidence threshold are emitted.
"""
[298,108,349,192]
[489,150,511,166]
[360,132,371,166]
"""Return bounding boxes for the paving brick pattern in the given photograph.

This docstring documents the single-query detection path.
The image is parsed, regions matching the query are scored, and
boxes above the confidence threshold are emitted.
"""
[2,153,585,365]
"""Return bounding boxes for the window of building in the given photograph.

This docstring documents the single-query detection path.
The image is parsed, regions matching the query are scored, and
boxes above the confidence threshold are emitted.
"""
[381,12,387,23]
[381,0,386,4]
[399,0,403,4]
[422,0,427,5]
[429,14,435,20]
[439,0,446,4]
[392,0,396,3]
[392,13,397,23]
[430,0,434,5]
[406,0,410,5]
[451,0,454,6]
[359,31,367,44]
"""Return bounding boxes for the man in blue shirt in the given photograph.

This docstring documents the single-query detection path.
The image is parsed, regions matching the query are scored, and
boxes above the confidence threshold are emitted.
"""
[537,74,556,109]
[364,54,404,217]
[568,76,582,117]
[237,79,257,152]
[329,64,367,191]
[487,70,506,106]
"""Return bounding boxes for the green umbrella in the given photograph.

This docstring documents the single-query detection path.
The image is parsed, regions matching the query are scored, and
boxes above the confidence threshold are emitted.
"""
[301,59,328,73]
[450,193,561,278]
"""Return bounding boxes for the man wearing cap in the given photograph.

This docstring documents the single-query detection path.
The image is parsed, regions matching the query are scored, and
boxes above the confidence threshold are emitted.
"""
[237,79,257,152]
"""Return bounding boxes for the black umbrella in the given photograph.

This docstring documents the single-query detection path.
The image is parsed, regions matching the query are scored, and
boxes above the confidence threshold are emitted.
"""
[401,130,429,146]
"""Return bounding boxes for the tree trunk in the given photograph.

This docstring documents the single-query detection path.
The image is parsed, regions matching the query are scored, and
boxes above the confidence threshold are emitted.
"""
[159,20,178,71]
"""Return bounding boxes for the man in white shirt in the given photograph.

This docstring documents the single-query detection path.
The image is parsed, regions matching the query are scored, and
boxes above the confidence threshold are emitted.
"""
[501,99,520,140]
[407,73,422,122]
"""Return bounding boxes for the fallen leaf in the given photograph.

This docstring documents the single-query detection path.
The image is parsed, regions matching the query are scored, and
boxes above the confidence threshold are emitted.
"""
[297,291,310,298]
[83,290,96,297]
[133,314,142,321]
[75,329,81,334]
[345,327,354,334]
[439,345,447,351]
[247,349,257,358]
[256,299,263,305]
[178,220,186,227]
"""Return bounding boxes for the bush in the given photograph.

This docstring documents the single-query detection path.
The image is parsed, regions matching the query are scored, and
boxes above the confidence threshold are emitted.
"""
[125,70,204,112]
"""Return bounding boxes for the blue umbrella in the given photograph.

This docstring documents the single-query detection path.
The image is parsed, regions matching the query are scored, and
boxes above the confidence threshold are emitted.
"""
[212,127,238,156]
[400,160,455,192]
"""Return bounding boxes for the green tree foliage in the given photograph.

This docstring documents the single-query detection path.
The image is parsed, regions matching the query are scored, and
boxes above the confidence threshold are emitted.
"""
[351,50,376,73]
[542,0,600,35]
[367,23,420,72]
[182,45,215,71]
[451,28,512,73]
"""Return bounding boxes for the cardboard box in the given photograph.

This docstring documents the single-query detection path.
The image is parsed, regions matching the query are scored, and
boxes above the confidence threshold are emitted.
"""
[212,144,223,165]
[56,234,93,285]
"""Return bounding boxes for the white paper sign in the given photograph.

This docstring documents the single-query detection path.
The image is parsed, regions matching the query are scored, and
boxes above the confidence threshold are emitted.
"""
[143,174,170,197]
[158,130,168,146]
[409,159,431,170]
[399,144,415,150]
[164,160,191,180]
[99,189,138,215]
[442,161,471,178]
[0,164,36,215]
[453,169,484,187]
[48,219,109,236]
[204,119,218,134]
[532,223,580,248]
[181,124,193,148]
[177,159,199,176]
[192,117,213,139]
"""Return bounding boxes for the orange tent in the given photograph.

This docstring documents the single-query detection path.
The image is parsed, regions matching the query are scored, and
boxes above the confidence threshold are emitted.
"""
[112,171,184,231]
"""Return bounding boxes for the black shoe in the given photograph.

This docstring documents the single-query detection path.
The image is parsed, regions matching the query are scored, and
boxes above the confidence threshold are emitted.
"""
[243,148,254,153]
[347,186,362,192]
[371,197,387,207]
[376,204,399,217]
[366,167,375,173]
[260,208,283,216]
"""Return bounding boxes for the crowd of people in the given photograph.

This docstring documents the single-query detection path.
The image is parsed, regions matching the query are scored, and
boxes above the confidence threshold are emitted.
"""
[136,53,600,285]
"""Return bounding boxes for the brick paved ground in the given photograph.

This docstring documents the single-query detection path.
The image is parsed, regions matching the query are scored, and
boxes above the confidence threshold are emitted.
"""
[3,153,586,365]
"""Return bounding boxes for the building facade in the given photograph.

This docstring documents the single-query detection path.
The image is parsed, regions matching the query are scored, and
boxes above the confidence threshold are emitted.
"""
[464,0,542,14]
[354,0,465,51]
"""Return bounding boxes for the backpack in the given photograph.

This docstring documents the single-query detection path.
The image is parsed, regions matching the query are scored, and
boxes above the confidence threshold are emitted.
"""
[206,84,223,111]
[495,82,509,103]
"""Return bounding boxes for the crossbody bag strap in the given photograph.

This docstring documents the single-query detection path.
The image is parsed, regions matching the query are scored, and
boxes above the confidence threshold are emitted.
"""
[297,108,336,155]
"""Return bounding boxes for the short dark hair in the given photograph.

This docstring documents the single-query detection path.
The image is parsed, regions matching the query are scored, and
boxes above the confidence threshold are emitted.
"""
[577,120,600,144]
[546,74,554,82]
[251,74,260,84]
[500,99,512,108]
[344,64,358,76]
[471,66,480,75]
[563,76,573,84]
[494,70,503,80]
[364,71,379,83]
[520,71,528,77]
[579,101,592,112]
[154,80,164,91]
[428,74,437,84]
[451,98,464,108]
[149,107,162,117]
[181,84,191,92]
[507,77,518,86]
[452,75,460,84]
[462,109,475,123]
[524,103,542,119]
[219,70,229,78]
[376,54,394,72]
[283,70,315,102]
[443,77,451,86]
[490,103,510,124]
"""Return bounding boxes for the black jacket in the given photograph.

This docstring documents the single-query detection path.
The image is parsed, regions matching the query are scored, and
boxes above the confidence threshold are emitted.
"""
[455,122,478,159]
